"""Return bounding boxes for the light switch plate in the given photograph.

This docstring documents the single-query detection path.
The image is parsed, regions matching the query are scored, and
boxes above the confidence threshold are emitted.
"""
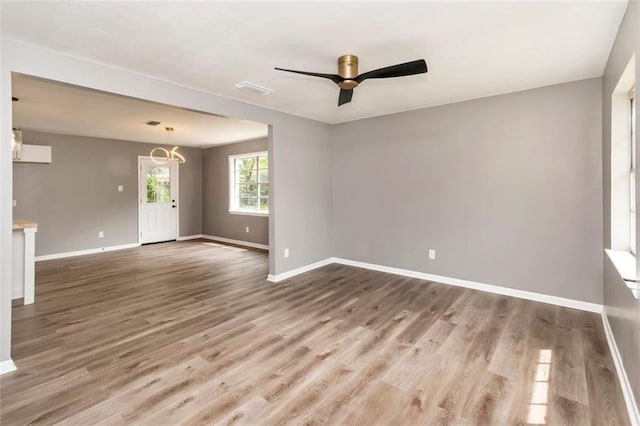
[118,185,123,192]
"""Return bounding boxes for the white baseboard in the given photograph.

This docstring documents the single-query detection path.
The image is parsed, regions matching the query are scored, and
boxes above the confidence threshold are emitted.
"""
[201,235,269,251]
[267,258,334,283]
[35,243,141,262]
[267,256,602,313]
[177,234,204,241]
[0,359,17,375]
[331,258,603,313]
[601,310,640,425]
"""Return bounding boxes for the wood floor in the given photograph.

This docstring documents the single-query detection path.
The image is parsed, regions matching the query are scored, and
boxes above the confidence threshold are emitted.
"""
[0,240,630,425]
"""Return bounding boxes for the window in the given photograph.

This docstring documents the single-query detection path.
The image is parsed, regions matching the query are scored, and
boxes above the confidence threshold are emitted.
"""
[631,87,636,254]
[146,165,171,203]
[229,152,268,215]
[609,58,637,298]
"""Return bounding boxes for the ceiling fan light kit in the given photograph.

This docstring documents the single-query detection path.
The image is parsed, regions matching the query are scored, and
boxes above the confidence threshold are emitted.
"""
[275,54,428,107]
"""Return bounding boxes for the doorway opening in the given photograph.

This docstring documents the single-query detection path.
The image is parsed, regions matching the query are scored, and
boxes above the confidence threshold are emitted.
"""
[10,73,271,311]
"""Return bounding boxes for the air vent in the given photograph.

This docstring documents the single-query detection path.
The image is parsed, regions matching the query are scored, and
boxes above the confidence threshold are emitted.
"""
[235,81,273,96]
[145,120,161,126]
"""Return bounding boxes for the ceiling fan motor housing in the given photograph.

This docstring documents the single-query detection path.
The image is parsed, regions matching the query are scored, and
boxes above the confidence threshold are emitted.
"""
[338,54,359,89]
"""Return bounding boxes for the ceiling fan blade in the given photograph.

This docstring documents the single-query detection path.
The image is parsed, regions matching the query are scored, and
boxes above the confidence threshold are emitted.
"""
[338,89,353,106]
[274,67,343,84]
[355,59,428,83]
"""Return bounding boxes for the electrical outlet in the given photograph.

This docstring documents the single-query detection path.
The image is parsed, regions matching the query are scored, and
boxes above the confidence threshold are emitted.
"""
[246,226,250,233]
[118,185,123,192]
[284,248,289,258]
[98,231,104,238]
[428,249,436,260]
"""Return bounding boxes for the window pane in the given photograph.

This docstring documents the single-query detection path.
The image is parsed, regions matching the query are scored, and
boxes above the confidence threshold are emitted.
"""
[236,157,257,183]
[230,154,268,213]
[630,92,636,255]
[259,169,269,183]
[631,171,636,213]
[235,157,257,171]
[146,165,171,203]
[631,96,636,168]
[236,169,256,183]
[259,183,269,198]
[631,212,636,254]
[258,156,268,170]
[238,183,257,198]
[239,197,257,209]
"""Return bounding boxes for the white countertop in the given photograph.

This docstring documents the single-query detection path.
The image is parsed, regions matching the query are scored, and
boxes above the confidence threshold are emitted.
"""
[13,219,38,230]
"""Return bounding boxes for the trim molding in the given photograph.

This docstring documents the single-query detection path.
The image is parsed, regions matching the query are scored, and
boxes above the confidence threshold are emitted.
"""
[177,234,204,241]
[12,287,23,300]
[35,235,268,261]
[267,258,334,283]
[268,256,602,313]
[0,359,17,376]
[201,235,269,251]
[35,243,141,262]
[331,258,603,313]
[601,309,640,425]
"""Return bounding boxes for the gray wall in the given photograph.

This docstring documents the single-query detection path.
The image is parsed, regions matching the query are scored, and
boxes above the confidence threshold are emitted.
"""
[273,120,332,272]
[2,38,334,363]
[332,78,603,304]
[202,138,269,245]
[602,0,640,412]
[604,254,640,414]
[13,130,202,256]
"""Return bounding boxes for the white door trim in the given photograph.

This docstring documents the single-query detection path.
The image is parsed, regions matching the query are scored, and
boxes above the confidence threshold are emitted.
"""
[137,156,180,245]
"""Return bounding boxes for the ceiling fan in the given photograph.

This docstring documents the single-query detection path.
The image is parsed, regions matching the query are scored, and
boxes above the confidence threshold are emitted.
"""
[275,54,428,106]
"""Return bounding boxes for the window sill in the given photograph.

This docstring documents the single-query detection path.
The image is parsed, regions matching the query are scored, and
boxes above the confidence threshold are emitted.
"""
[605,249,640,299]
[229,210,269,217]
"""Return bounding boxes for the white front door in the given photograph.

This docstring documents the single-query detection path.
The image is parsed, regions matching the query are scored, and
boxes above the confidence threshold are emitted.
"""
[139,157,178,244]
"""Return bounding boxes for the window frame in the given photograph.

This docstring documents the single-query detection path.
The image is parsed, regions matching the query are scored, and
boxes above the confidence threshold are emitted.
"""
[228,151,269,217]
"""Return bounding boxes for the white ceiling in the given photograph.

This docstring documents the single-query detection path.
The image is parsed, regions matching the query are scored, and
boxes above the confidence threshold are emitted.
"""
[1,1,628,124]
[11,74,268,148]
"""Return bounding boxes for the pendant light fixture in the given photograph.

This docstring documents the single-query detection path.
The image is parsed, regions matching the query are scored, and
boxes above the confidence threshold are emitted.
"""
[150,127,186,165]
